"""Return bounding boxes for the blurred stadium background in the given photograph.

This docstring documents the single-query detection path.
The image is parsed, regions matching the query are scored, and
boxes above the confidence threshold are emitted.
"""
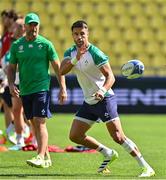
[0,0,166,76]
[0,3,166,178]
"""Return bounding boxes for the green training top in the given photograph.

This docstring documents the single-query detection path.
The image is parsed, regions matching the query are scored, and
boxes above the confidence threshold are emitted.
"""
[9,35,58,95]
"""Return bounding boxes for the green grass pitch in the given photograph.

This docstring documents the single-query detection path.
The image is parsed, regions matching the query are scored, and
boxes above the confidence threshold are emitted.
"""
[0,113,166,179]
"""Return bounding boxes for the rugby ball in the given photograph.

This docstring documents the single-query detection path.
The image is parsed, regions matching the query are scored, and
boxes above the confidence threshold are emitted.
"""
[121,60,144,79]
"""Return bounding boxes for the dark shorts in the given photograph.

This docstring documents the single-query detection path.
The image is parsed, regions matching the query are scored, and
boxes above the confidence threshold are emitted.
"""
[1,86,12,107]
[75,95,119,125]
[21,91,52,120]
[1,85,20,108]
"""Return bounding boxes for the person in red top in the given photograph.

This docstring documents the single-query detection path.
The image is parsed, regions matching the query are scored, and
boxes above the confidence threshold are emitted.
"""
[0,9,18,143]
[0,9,17,61]
[0,10,9,59]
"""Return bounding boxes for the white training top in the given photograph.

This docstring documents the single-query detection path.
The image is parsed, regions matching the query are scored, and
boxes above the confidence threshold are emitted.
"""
[64,43,114,105]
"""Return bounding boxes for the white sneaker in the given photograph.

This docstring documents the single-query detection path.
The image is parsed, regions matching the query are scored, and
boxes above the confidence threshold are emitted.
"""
[44,152,52,168]
[98,149,118,173]
[26,155,46,168]
[44,159,52,168]
[138,166,155,177]
[8,143,25,151]
[23,124,30,139]
[7,131,17,145]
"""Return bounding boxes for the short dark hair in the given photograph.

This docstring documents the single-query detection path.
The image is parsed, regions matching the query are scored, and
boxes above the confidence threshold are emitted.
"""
[7,9,18,21]
[71,20,88,31]
[1,10,8,17]
[1,9,18,21]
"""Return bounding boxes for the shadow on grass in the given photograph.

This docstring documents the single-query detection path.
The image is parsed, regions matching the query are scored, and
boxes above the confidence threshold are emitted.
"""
[0,173,135,179]
[0,174,94,177]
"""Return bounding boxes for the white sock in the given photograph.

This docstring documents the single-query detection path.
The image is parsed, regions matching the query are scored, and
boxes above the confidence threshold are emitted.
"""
[23,124,30,138]
[32,136,37,146]
[6,122,15,134]
[16,134,24,145]
[96,144,113,157]
[122,138,149,168]
[135,154,150,168]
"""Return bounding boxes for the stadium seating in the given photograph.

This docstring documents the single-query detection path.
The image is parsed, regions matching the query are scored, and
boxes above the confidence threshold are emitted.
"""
[133,15,150,30]
[107,28,122,43]
[79,2,95,17]
[157,29,166,43]
[101,15,118,30]
[46,1,62,16]
[127,1,144,17]
[30,2,45,13]
[144,2,160,18]
[62,1,78,17]
[139,28,155,43]
[0,0,13,12]
[95,2,111,17]
[14,1,30,14]
[0,0,166,76]
[123,28,138,42]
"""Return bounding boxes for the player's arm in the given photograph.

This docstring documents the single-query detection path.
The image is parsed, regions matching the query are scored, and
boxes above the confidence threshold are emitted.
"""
[7,63,20,97]
[100,63,115,90]
[7,63,17,85]
[51,60,67,104]
[94,63,115,101]
[60,57,74,75]
[60,45,87,75]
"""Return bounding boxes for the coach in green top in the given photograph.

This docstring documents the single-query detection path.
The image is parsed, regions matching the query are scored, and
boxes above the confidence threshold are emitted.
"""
[7,13,67,168]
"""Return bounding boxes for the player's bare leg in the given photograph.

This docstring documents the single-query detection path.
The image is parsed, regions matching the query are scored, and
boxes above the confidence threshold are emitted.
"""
[106,118,155,177]
[26,118,49,168]
[69,119,118,173]
[8,97,26,150]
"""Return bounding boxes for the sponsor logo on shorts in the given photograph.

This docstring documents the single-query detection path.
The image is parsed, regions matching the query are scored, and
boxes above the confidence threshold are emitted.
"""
[104,112,109,118]
[41,109,45,115]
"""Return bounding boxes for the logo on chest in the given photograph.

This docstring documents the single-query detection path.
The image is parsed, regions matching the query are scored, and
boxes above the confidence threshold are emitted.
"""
[18,45,24,53]
[84,59,88,65]
[38,44,43,49]
[28,44,33,48]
